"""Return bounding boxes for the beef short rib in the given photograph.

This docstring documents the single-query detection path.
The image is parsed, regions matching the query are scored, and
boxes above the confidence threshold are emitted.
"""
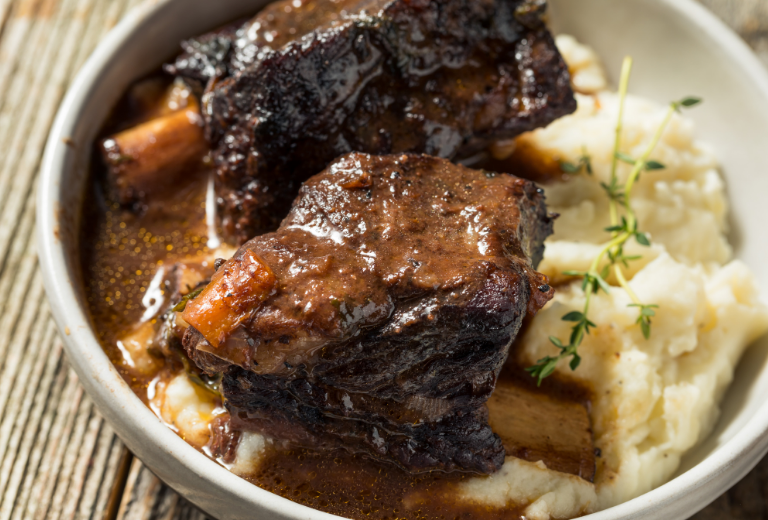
[168,0,575,243]
[182,153,555,473]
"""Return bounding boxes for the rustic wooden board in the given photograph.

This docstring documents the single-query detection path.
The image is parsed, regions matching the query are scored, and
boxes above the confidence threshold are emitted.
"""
[0,0,762,519]
[0,2,155,520]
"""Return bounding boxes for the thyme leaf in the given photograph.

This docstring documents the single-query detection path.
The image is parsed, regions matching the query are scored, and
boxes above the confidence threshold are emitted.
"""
[560,146,593,175]
[171,285,206,312]
[676,97,702,109]
[560,161,581,173]
[628,303,659,339]
[615,152,666,172]
[635,232,651,246]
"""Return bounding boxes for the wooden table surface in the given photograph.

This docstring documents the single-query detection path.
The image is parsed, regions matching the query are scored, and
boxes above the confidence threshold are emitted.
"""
[0,0,763,519]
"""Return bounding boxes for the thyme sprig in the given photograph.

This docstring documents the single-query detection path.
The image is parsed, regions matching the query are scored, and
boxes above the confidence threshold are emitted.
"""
[615,152,665,171]
[628,303,659,339]
[527,57,702,385]
[560,146,593,175]
[171,285,206,312]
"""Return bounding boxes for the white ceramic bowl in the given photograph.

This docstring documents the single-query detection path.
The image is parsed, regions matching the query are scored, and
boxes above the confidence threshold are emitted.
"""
[37,0,768,518]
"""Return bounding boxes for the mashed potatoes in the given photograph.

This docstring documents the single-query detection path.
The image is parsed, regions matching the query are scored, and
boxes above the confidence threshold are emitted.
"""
[151,373,270,475]
[456,35,768,518]
[151,373,224,447]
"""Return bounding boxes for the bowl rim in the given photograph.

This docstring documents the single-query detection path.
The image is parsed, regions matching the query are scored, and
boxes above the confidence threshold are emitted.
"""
[36,0,768,518]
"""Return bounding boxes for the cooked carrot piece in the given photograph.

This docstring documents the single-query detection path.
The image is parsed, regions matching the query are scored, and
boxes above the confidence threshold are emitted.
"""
[182,250,277,348]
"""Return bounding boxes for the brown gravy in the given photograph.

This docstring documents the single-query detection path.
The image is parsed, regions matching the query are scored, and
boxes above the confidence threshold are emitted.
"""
[79,73,594,520]
[251,448,525,520]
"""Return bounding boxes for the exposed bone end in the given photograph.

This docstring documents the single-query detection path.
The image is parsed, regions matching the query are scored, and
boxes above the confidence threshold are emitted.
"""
[487,375,595,481]
[101,96,208,204]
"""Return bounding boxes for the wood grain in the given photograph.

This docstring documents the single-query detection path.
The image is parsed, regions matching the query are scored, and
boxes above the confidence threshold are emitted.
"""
[0,0,762,520]
[0,1,153,520]
[115,459,207,520]
[699,0,768,68]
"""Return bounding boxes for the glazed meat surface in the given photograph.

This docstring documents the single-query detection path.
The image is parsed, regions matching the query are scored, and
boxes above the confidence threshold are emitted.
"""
[169,0,575,243]
[182,153,555,473]
[168,0,381,87]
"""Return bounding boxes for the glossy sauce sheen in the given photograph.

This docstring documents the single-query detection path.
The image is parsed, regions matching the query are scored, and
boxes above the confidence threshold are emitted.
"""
[169,0,576,242]
[80,76,214,392]
[81,145,596,519]
[80,167,211,393]
[81,162,531,519]
[192,153,553,374]
[82,21,586,514]
[181,152,557,476]
[252,449,526,520]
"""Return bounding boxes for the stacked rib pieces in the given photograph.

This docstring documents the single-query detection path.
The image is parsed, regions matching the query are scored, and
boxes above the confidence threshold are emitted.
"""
[168,0,574,474]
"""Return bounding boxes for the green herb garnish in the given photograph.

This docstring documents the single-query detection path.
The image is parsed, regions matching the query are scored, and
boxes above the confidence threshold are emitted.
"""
[171,285,206,312]
[527,56,702,385]
[560,146,593,175]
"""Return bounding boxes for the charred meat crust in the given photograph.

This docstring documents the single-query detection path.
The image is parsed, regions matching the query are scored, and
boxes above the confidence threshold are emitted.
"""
[168,0,574,243]
[224,367,505,474]
[164,20,243,93]
[166,0,393,88]
[183,153,555,474]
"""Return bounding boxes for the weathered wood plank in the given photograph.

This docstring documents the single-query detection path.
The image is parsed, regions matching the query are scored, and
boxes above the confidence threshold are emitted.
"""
[75,424,129,520]
[116,461,210,520]
[0,302,53,514]
[0,1,135,520]
[699,0,768,67]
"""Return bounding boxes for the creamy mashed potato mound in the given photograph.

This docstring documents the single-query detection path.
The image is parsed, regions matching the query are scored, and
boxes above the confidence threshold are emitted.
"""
[457,36,768,517]
[230,432,269,476]
[151,374,269,473]
[152,373,223,447]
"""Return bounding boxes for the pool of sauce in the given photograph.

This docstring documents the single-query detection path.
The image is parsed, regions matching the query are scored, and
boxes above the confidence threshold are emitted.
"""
[80,158,211,396]
[79,74,593,520]
[252,448,525,520]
